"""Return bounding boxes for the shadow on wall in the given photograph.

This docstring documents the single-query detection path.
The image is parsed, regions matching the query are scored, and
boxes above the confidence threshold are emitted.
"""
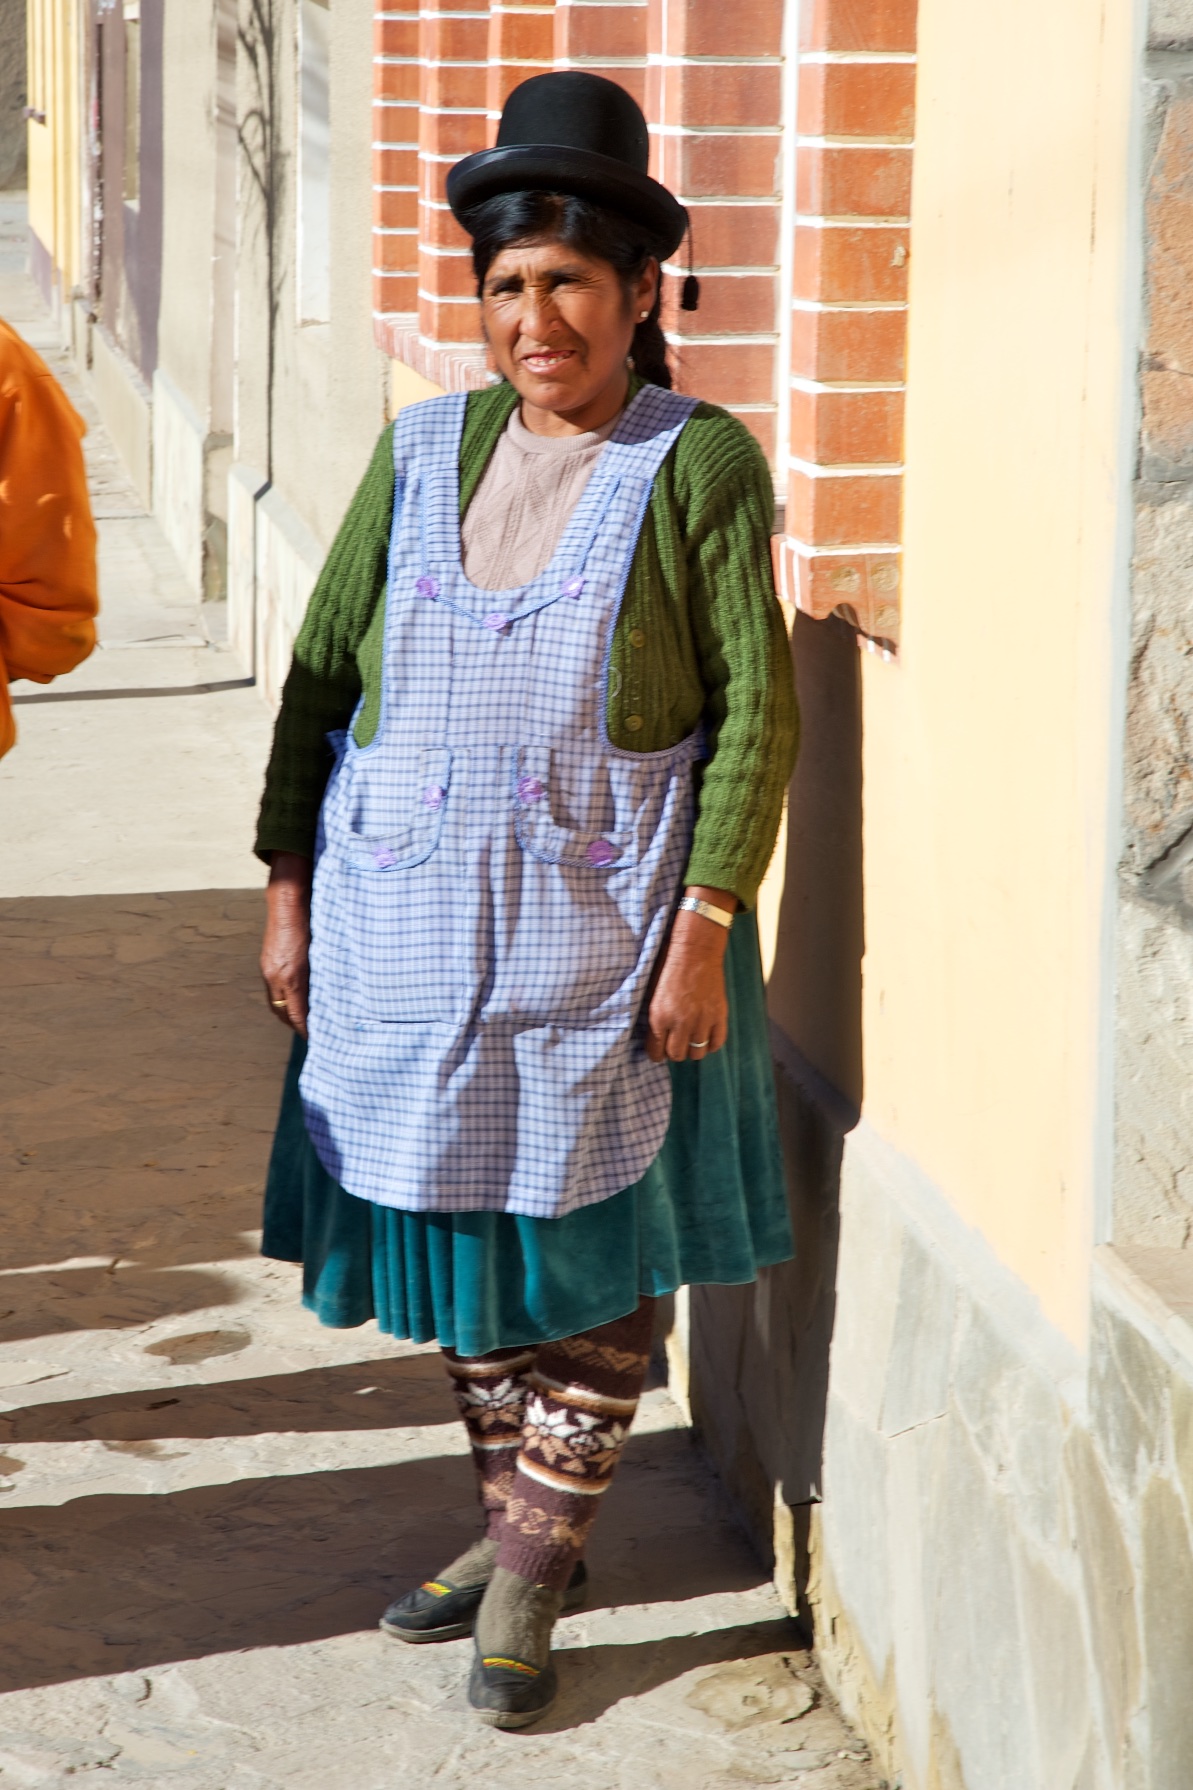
[685,611,864,1636]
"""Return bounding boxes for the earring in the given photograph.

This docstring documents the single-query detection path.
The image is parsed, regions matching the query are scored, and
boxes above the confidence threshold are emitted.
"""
[639,311,649,321]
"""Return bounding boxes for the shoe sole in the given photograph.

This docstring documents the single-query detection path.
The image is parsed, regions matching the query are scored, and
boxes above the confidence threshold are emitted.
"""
[472,1699,556,1731]
[380,1575,587,1647]
[380,1614,476,1644]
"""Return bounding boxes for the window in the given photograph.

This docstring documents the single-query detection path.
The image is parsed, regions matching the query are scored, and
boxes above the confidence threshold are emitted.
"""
[123,0,140,205]
[297,0,330,323]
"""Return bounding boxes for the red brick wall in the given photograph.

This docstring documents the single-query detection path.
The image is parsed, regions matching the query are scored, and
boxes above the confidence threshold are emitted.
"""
[372,0,917,641]
[373,0,419,322]
[774,0,915,648]
[649,0,784,457]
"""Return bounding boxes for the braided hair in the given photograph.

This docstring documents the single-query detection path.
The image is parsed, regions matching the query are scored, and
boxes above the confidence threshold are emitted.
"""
[463,190,673,389]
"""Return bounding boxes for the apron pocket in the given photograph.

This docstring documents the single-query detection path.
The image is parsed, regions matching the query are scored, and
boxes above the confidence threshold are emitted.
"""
[491,749,657,1022]
[338,748,460,1023]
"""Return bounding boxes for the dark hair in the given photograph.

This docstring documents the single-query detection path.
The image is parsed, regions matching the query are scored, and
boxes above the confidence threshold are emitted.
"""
[464,190,672,389]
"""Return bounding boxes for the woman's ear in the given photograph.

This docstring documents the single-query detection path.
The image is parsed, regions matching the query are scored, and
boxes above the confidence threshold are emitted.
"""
[638,257,661,315]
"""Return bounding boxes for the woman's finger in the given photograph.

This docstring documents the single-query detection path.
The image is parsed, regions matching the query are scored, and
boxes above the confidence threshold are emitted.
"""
[264,981,293,1026]
[263,975,309,1039]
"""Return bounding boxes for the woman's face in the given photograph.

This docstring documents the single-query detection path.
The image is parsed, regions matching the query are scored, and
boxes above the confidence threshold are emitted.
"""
[480,237,658,431]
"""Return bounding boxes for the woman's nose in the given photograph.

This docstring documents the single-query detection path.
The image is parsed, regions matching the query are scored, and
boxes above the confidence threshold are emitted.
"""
[520,286,558,337]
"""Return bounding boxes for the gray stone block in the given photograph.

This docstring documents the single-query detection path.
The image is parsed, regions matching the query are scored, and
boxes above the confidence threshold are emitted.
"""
[952,1298,1068,1556]
[1064,1426,1141,1770]
[1170,1371,1193,1522]
[1141,1473,1193,1790]
[1090,1301,1169,1500]
[929,1419,1036,1790]
[1122,489,1193,877]
[830,1148,905,1429]
[1151,0,1193,46]
[1114,898,1193,1247]
[879,1231,955,1437]
[820,1391,893,1684]
[1015,1543,1094,1790]
[886,1417,948,1790]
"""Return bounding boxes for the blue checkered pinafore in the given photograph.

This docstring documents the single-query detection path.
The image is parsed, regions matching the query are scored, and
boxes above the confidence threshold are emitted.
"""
[300,384,701,1221]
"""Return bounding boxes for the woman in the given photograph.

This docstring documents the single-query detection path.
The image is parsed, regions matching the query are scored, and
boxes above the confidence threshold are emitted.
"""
[256,71,798,1729]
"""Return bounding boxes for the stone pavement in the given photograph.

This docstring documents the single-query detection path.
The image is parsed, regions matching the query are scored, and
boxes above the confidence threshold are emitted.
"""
[0,223,881,1788]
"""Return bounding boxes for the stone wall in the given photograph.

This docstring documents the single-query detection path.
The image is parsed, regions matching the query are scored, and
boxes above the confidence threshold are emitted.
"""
[0,0,26,190]
[812,1128,1193,1790]
[1115,26,1193,1245]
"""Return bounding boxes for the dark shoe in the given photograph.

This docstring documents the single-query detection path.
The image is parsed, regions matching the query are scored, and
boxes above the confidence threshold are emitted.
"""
[380,1576,487,1645]
[468,1649,558,1730]
[382,1558,586,1646]
[467,1563,577,1728]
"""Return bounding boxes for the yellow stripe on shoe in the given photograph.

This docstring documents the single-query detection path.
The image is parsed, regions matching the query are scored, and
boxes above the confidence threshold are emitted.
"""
[482,1657,539,1677]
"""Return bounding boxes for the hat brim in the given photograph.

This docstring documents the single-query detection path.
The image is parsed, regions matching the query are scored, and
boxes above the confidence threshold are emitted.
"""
[447,145,688,258]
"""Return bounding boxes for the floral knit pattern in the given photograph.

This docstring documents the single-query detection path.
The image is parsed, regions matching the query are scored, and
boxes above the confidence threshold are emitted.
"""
[444,1347,535,1539]
[498,1301,655,1589]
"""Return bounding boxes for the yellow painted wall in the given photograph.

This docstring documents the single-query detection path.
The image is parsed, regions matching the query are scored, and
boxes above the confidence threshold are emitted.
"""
[858,0,1139,1341]
[25,0,81,294]
[388,357,445,416]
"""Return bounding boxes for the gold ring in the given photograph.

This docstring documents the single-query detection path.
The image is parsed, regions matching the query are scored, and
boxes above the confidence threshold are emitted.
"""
[271,998,289,1010]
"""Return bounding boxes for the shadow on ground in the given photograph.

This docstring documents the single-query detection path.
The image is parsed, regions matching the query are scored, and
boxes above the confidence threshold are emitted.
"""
[0,886,836,1764]
[0,1422,780,1699]
[0,1355,455,1445]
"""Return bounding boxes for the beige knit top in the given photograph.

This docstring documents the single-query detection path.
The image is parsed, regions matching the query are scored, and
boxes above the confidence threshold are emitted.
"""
[461,404,619,590]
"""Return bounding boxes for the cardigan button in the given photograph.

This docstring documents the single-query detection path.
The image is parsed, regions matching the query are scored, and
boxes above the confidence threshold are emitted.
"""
[629,627,646,648]
[625,714,644,733]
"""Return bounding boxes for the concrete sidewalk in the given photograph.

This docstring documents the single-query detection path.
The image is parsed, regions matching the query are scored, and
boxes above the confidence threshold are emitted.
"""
[0,235,880,1788]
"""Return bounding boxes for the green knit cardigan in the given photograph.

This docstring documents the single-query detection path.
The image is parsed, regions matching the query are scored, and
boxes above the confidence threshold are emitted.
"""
[255,377,798,908]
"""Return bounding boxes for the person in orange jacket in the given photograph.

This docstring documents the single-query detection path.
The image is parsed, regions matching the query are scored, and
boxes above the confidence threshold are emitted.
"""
[0,316,99,755]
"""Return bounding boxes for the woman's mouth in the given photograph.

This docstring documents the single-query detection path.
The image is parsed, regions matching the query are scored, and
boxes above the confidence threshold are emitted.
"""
[521,349,576,375]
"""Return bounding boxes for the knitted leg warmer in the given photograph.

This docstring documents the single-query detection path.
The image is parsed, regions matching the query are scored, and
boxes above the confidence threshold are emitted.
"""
[497,1299,655,1592]
[443,1345,536,1545]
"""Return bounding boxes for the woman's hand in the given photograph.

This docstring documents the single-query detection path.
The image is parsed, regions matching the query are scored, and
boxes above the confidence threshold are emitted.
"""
[645,886,736,1064]
[261,852,314,1039]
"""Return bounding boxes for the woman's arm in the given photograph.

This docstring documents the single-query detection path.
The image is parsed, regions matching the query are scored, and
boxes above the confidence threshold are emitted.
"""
[261,851,314,1037]
[645,414,798,1061]
[646,883,735,1062]
[257,425,396,1033]
[676,412,799,909]
[255,425,397,862]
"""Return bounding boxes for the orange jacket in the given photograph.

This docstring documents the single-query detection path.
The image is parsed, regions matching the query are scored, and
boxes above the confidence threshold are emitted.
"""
[0,316,99,755]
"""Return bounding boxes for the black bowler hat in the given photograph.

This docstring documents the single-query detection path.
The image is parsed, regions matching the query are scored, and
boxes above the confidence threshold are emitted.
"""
[447,72,688,257]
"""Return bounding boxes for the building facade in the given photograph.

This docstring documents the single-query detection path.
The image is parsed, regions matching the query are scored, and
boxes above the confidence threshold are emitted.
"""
[21,1,1193,1785]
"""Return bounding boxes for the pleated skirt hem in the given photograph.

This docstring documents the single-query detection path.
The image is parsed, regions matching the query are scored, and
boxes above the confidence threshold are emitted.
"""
[262,913,794,1358]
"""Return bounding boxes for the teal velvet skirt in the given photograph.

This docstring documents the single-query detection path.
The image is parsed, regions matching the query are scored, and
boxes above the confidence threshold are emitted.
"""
[261,912,793,1356]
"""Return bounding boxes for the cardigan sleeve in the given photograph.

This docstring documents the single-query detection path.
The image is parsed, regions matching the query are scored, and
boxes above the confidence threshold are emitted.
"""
[677,414,799,908]
[254,426,396,861]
